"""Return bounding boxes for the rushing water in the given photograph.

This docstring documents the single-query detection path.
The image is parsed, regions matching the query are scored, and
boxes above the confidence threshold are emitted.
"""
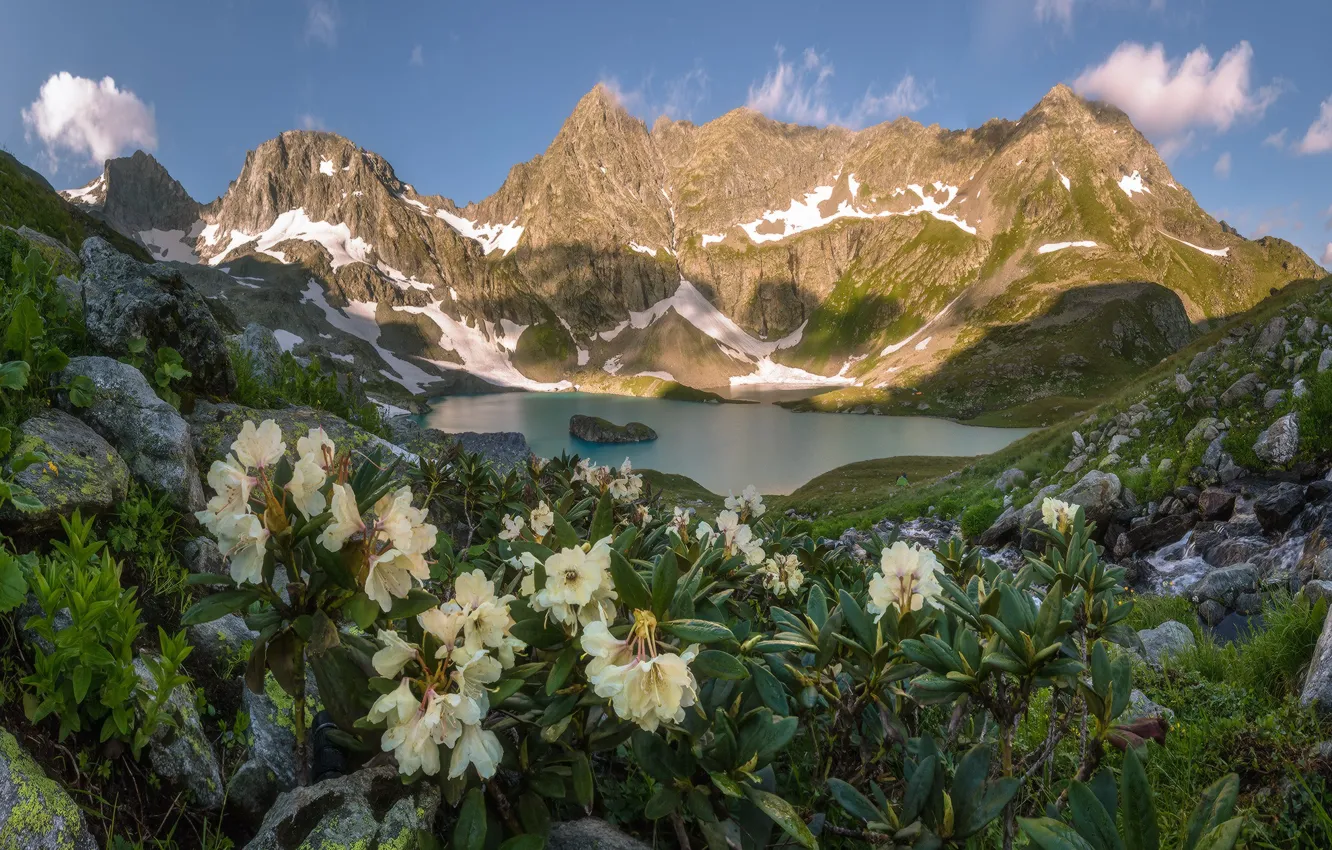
[418,390,1032,495]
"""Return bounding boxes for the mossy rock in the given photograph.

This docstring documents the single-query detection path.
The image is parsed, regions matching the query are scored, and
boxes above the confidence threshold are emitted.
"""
[186,400,412,470]
[569,414,658,443]
[0,409,129,531]
[0,728,97,850]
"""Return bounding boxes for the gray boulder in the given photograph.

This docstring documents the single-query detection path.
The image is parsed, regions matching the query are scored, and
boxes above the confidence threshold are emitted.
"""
[1137,620,1196,668]
[1198,488,1237,521]
[400,428,533,470]
[1253,316,1287,357]
[1304,580,1332,606]
[1253,412,1299,466]
[549,819,652,850]
[1254,482,1307,533]
[244,765,440,850]
[0,410,128,530]
[1302,607,1332,719]
[229,671,322,820]
[0,728,97,849]
[188,401,412,472]
[58,356,205,512]
[181,535,225,576]
[1057,470,1123,527]
[1123,689,1175,724]
[231,323,283,383]
[1220,372,1261,407]
[1175,373,1192,395]
[1262,389,1286,410]
[133,655,224,811]
[1190,564,1259,609]
[79,237,235,395]
[1319,349,1332,373]
[188,613,258,671]
[994,467,1028,493]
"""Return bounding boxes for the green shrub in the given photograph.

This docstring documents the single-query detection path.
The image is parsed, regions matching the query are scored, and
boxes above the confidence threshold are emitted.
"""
[1298,368,1332,458]
[959,500,1002,539]
[231,348,385,436]
[106,484,187,606]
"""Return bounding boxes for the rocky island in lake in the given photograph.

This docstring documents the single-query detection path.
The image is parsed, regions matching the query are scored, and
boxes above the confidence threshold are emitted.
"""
[569,414,658,443]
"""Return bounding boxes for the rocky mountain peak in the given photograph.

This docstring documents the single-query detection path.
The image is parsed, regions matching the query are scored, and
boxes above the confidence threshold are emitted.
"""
[101,150,199,235]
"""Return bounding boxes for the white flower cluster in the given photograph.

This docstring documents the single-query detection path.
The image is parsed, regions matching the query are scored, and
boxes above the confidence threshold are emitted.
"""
[576,458,643,502]
[724,484,766,520]
[697,510,765,565]
[756,552,805,597]
[367,570,522,778]
[195,419,438,613]
[582,615,701,732]
[867,541,943,621]
[498,501,554,542]
[517,538,617,634]
[1042,497,1076,534]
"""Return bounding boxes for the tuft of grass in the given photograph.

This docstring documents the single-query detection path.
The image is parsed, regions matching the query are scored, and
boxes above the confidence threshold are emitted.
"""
[1124,593,1199,635]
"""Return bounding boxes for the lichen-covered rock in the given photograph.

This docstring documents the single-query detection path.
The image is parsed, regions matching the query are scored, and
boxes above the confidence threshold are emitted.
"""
[1137,620,1196,669]
[1302,606,1332,719]
[0,728,97,850]
[399,428,533,470]
[548,819,652,850]
[243,764,440,850]
[1057,470,1123,527]
[187,401,411,470]
[133,655,224,811]
[1254,482,1307,533]
[993,467,1028,493]
[1190,564,1259,609]
[1253,412,1299,466]
[230,323,282,383]
[57,356,204,512]
[0,409,128,530]
[569,414,658,443]
[1220,372,1261,407]
[180,535,225,576]
[230,671,322,811]
[78,237,236,395]
[187,613,257,671]
[1123,689,1175,724]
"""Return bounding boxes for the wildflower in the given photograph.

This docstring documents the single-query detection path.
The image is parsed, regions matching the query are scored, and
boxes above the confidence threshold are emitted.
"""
[372,629,418,678]
[449,648,502,714]
[364,548,430,612]
[633,504,653,526]
[529,502,554,538]
[317,483,364,551]
[195,455,254,531]
[1042,497,1076,534]
[452,570,517,652]
[296,426,335,468]
[498,514,524,541]
[609,459,644,501]
[725,484,766,519]
[376,486,436,555]
[382,692,443,776]
[231,419,285,470]
[448,722,503,779]
[581,621,635,686]
[867,541,942,620]
[757,553,805,597]
[286,454,327,518]
[670,507,693,537]
[584,612,700,732]
[215,511,269,585]
[419,606,469,655]
[541,541,612,608]
[367,677,419,727]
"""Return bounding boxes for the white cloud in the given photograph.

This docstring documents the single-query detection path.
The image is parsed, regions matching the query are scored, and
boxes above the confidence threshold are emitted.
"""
[1035,0,1075,29]
[1295,95,1332,154]
[1323,243,1332,266]
[600,64,709,122]
[1213,151,1231,178]
[21,72,156,168]
[1073,41,1281,157]
[305,0,339,47]
[1263,128,1287,149]
[299,113,325,130]
[746,46,929,129]
[410,45,423,67]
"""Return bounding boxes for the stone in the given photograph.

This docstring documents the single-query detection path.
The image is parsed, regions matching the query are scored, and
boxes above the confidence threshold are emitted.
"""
[1299,316,1318,344]
[188,401,412,472]
[227,759,280,826]
[1062,455,1087,475]
[237,674,318,795]
[1197,599,1228,625]
[181,536,225,576]
[1220,372,1262,407]
[1157,457,1174,474]
[1137,621,1196,668]
[994,467,1028,493]
[1253,316,1287,357]
[1217,456,1244,484]
[133,655,224,811]
[977,505,1021,547]
[1175,373,1192,395]
[1190,564,1259,608]
[1319,349,1332,373]
[1201,436,1226,470]
[230,323,283,383]
[0,729,97,849]
[1254,482,1307,533]
[1304,580,1332,606]
[244,765,440,850]
[1294,379,1309,399]
[1253,412,1299,466]
[1120,513,1196,556]
[1185,417,1221,445]
[548,819,652,850]
[399,428,533,470]
[0,410,128,530]
[1107,434,1132,454]
[1234,592,1264,615]
[1198,488,1237,521]
[1123,689,1175,724]
[58,356,204,512]
[188,613,258,672]
[1301,606,1332,719]
[569,414,657,444]
[1263,389,1286,410]
[1071,431,1086,450]
[1057,470,1123,527]
[78,237,236,395]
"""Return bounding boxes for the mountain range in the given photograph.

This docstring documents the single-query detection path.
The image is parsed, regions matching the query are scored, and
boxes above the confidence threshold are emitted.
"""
[57,83,1324,419]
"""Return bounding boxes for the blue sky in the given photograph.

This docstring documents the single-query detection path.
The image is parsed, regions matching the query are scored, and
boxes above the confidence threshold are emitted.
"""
[2,0,1329,264]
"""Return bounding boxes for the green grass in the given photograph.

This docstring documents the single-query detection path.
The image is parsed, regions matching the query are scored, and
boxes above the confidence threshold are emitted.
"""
[512,320,576,381]
[640,469,724,518]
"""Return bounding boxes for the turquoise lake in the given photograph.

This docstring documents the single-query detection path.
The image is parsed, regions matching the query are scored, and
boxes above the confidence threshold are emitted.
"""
[419,391,1033,495]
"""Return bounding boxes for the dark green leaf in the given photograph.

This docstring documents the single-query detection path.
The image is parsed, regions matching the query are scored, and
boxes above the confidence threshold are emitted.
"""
[1120,747,1158,850]
[453,787,487,850]
[692,649,748,680]
[589,490,614,542]
[385,589,439,620]
[826,778,884,824]
[661,618,734,644]
[1068,781,1124,850]
[180,589,260,626]
[1019,817,1100,850]
[743,787,817,849]
[609,549,651,611]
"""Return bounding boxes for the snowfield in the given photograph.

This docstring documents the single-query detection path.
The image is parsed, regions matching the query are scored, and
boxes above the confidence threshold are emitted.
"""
[435,210,524,256]
[1038,241,1098,254]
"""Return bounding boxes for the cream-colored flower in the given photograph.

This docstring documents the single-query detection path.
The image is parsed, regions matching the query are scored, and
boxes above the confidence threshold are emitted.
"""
[296,427,335,468]
[383,693,442,776]
[498,514,524,541]
[634,504,653,526]
[1042,497,1076,534]
[372,629,417,678]
[541,541,611,608]
[867,541,943,620]
[286,455,328,518]
[742,484,766,518]
[448,722,503,779]
[454,570,497,609]
[450,648,502,714]
[496,633,526,669]
[758,553,804,597]
[196,455,254,532]
[433,690,481,750]
[367,677,419,726]
[317,483,364,551]
[365,548,430,612]
[419,606,468,656]
[529,502,554,538]
[614,646,701,732]
[376,486,436,555]
[670,506,693,536]
[216,511,269,585]
[581,620,635,689]
[232,419,285,470]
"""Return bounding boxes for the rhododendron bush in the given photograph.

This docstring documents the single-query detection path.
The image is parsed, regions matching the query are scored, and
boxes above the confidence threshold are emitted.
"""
[183,424,1244,850]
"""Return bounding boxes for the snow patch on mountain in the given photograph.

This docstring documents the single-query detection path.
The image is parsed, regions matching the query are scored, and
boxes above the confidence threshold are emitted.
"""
[1160,231,1229,258]
[882,292,966,355]
[1118,171,1150,198]
[628,241,657,257]
[300,279,441,393]
[138,228,199,264]
[435,210,524,256]
[392,301,570,391]
[273,329,303,352]
[377,262,433,291]
[701,233,727,247]
[319,158,335,176]
[1038,241,1098,254]
[61,175,105,204]
[729,357,857,388]
[207,209,372,269]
